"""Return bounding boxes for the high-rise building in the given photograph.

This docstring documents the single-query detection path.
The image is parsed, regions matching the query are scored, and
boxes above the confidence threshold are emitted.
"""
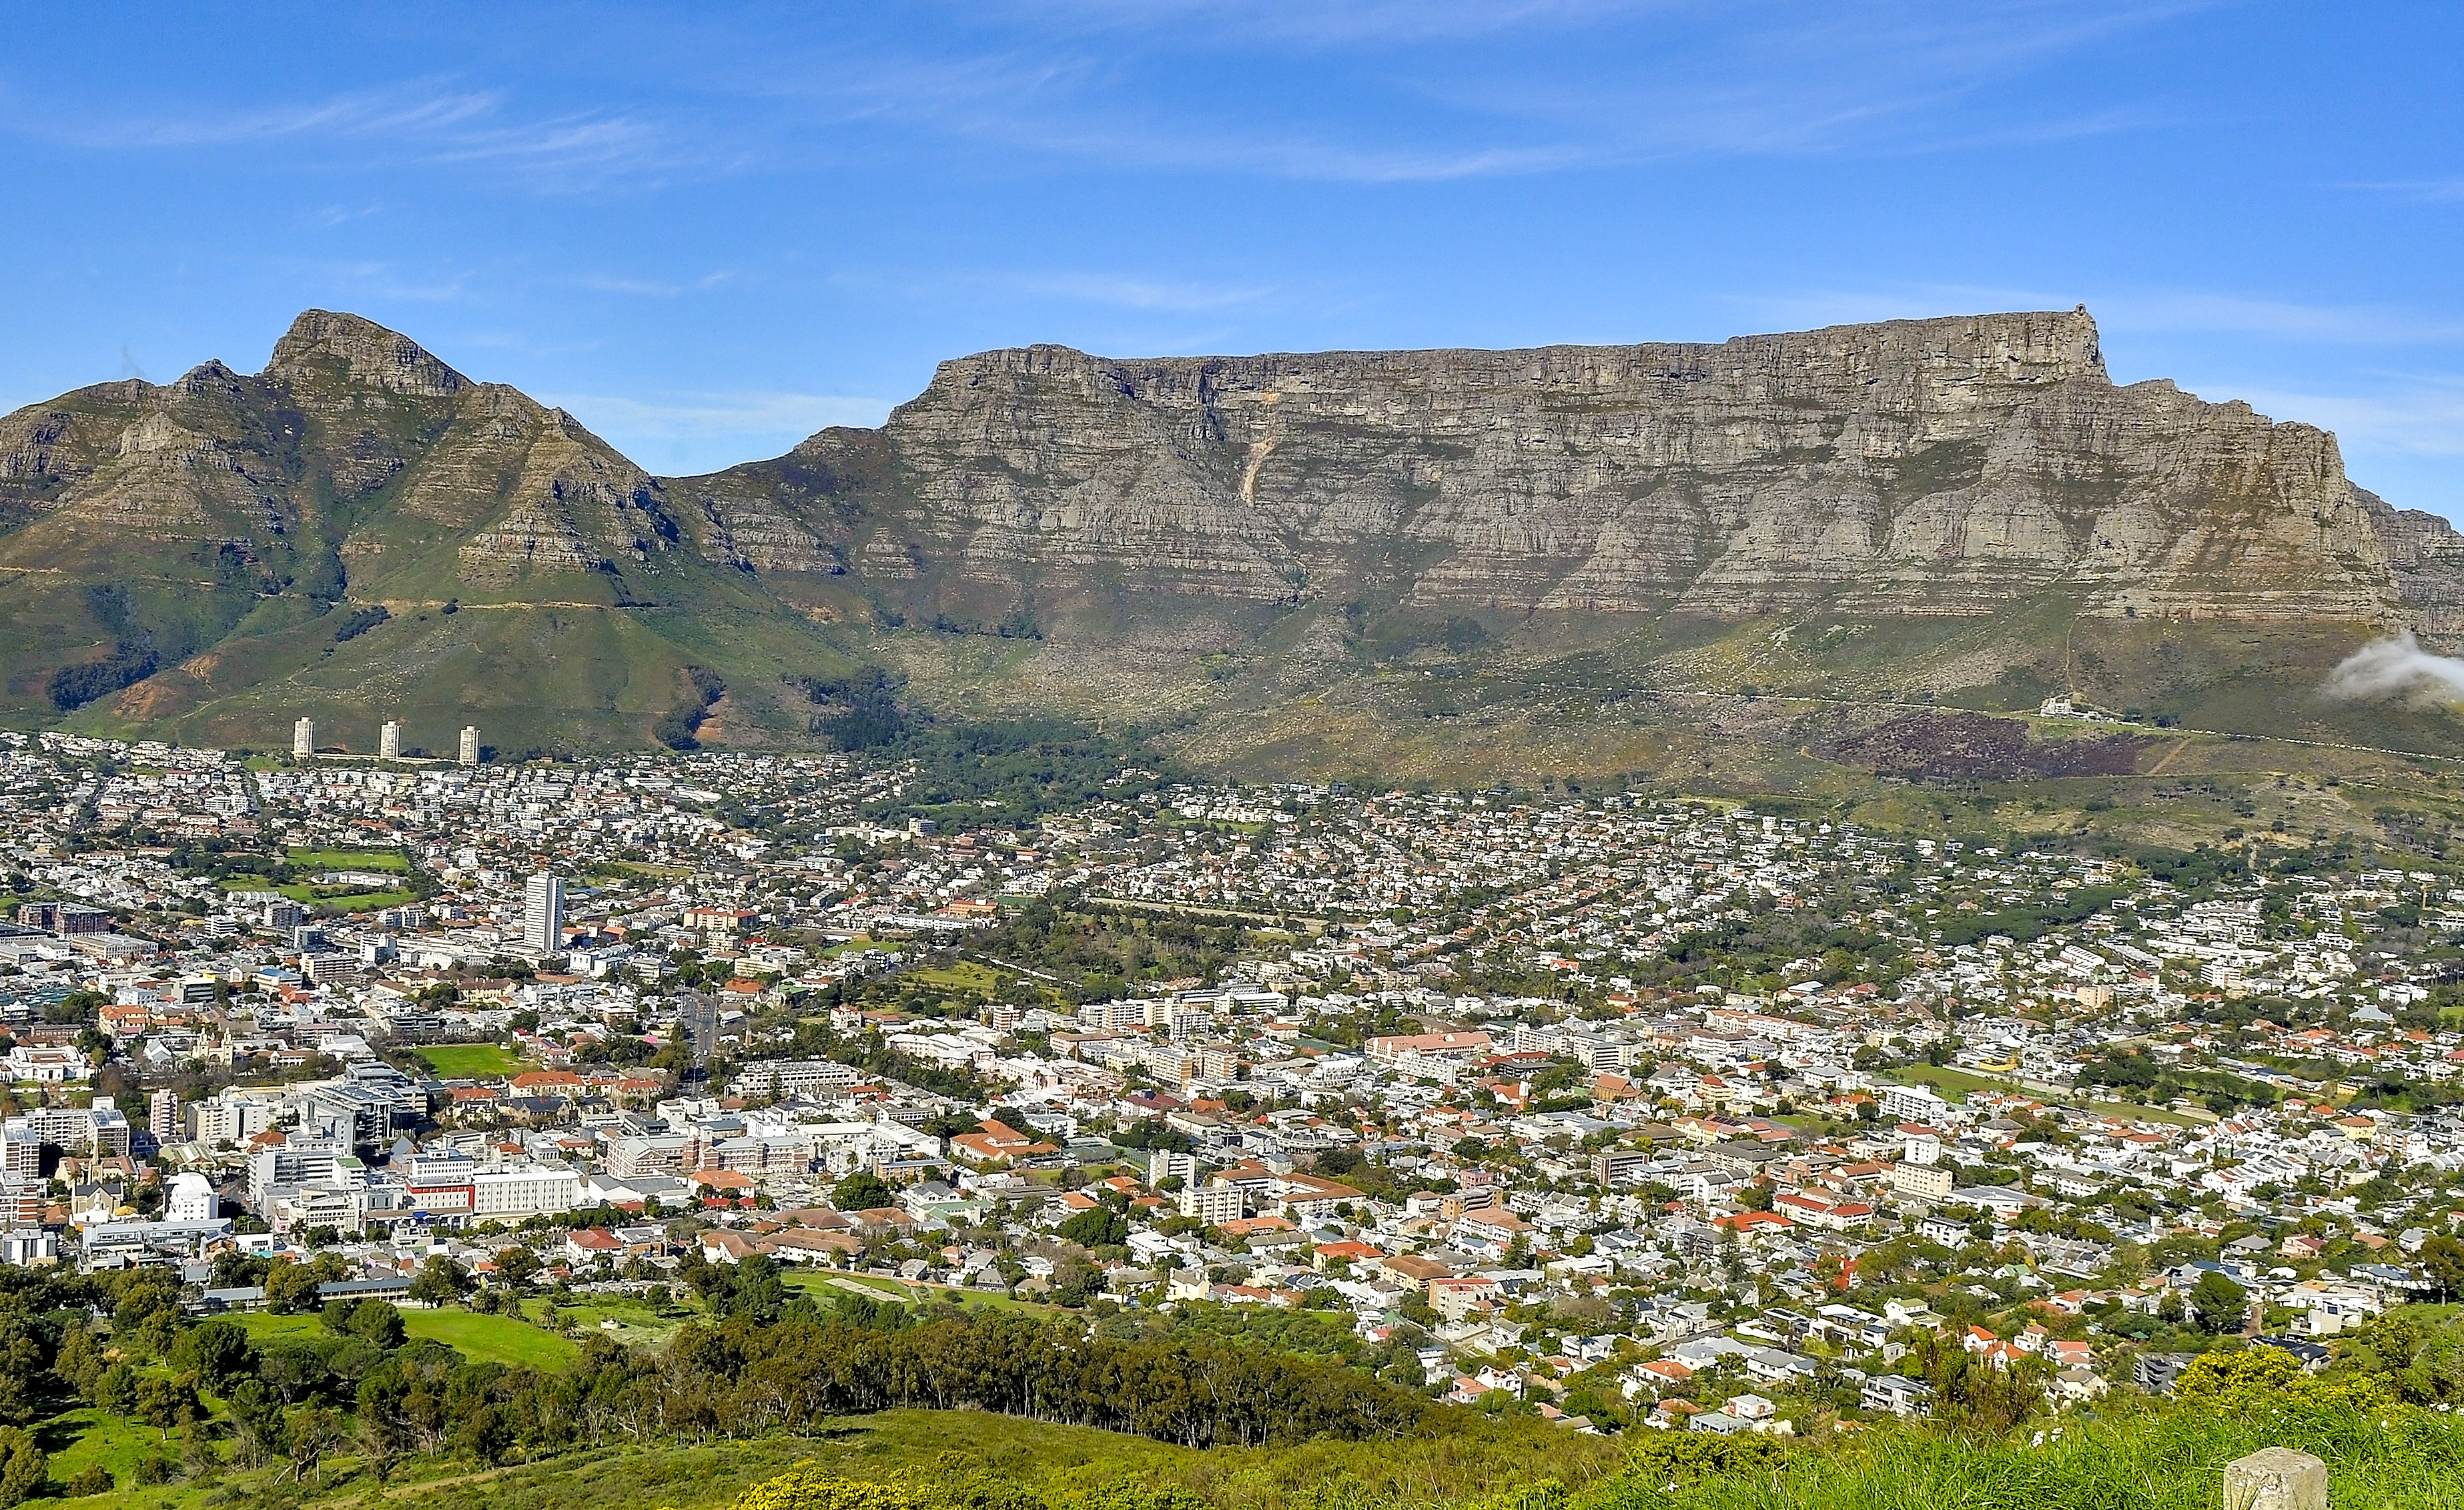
[380,721,402,759]
[524,871,564,955]
[459,726,480,765]
[148,1088,179,1145]
[292,717,316,757]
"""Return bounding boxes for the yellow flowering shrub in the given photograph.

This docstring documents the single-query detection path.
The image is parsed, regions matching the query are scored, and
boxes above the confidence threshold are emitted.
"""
[678,1465,961,1510]
[2173,1346,2392,1412]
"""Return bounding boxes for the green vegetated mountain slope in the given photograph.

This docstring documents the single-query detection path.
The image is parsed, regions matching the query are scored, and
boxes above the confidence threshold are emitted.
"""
[0,311,852,755]
[7,307,2464,780]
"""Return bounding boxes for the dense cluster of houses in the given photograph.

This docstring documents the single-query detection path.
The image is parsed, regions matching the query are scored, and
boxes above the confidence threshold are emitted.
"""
[0,730,2459,1428]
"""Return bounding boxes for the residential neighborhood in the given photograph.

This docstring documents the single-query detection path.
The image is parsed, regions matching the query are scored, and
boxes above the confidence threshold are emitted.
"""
[2,727,2461,1433]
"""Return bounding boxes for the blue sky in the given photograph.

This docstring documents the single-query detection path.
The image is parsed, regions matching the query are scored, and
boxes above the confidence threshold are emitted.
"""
[5,1,2461,514]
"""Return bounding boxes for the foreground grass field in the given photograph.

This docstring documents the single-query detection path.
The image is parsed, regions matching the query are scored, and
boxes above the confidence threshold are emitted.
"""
[34,1387,2464,1510]
[75,1407,1623,1510]
[418,1042,526,1077]
[1616,1403,2464,1510]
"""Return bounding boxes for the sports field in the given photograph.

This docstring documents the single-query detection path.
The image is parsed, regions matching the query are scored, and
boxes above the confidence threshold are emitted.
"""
[418,1043,524,1078]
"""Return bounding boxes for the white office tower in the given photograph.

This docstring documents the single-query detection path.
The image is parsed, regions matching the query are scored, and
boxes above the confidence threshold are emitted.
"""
[380,721,402,759]
[292,717,316,757]
[524,871,564,954]
[459,725,480,765]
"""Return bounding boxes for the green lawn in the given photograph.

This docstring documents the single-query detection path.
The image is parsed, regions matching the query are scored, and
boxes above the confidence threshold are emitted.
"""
[906,960,1002,995]
[1890,1064,2000,1098]
[37,1406,175,1503]
[1885,1065,2206,1128]
[221,876,314,901]
[585,859,691,880]
[218,875,416,911]
[229,1306,578,1370]
[316,887,419,911]
[783,1270,1061,1319]
[418,1043,525,1078]
[820,940,900,958]
[518,1293,695,1347]
[288,847,412,872]
[226,1312,328,1345]
[405,1308,580,1369]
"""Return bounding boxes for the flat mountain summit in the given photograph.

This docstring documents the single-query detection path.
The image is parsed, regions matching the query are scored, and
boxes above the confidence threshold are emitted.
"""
[3,308,2459,775]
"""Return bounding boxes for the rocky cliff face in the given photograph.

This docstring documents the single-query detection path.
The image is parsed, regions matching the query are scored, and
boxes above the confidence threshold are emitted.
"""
[693,308,2456,639]
[0,310,736,609]
[0,312,828,749]
[3,305,2457,757]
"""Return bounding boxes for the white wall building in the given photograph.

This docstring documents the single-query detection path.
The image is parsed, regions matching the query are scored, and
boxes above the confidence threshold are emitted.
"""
[472,1166,582,1219]
[166,1171,218,1223]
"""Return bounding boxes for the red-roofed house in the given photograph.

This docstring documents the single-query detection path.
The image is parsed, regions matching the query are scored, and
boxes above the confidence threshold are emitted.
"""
[950,1119,1058,1166]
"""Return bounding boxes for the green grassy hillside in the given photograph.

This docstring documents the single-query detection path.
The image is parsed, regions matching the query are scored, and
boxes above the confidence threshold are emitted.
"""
[71,1397,2464,1510]
[68,1407,1620,1510]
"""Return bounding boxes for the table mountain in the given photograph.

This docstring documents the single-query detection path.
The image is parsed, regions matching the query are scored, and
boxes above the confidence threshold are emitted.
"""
[5,306,2459,769]
[691,307,2455,630]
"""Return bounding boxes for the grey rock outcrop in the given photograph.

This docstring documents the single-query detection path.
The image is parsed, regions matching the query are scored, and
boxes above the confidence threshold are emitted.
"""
[693,308,2457,639]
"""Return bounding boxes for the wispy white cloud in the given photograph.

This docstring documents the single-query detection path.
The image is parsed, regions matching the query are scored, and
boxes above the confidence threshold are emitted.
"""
[2102,292,2464,345]
[2345,178,2464,204]
[569,270,743,298]
[994,0,1673,51]
[1395,4,2200,157]
[52,83,501,148]
[2230,380,2464,458]
[835,266,1279,314]
[0,3,2213,191]
[1000,272,1274,312]
[15,77,681,189]
[671,0,2203,185]
[984,0,2202,64]
[420,111,670,175]
[440,330,606,359]
[285,259,479,305]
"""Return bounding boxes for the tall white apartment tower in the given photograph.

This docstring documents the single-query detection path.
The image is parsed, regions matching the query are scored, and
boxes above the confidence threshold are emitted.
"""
[524,871,564,955]
[292,718,316,757]
[458,726,480,765]
[379,721,403,759]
